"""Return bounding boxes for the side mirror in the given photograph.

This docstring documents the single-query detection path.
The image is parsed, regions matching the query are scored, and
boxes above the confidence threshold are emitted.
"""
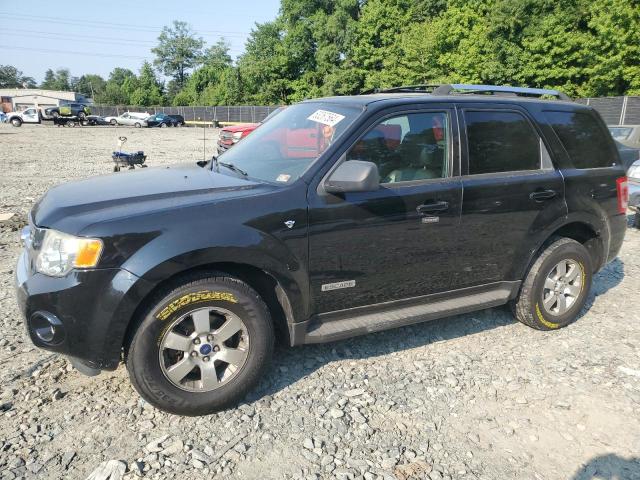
[324,160,380,193]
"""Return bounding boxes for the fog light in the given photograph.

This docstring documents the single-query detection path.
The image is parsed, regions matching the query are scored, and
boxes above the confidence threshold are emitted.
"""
[30,311,65,345]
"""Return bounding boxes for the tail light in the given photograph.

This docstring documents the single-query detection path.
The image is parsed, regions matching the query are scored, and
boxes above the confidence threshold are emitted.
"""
[617,176,628,214]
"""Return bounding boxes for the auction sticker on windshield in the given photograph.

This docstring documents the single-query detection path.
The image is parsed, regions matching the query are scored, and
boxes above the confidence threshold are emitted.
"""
[307,110,345,127]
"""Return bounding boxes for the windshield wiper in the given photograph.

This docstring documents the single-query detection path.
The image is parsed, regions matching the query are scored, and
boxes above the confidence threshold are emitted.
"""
[218,161,248,177]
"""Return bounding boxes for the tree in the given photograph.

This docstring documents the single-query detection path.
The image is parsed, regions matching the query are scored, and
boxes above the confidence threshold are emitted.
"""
[129,62,163,106]
[40,68,72,91]
[152,21,204,90]
[202,39,233,69]
[72,74,106,99]
[0,65,35,88]
[97,68,138,104]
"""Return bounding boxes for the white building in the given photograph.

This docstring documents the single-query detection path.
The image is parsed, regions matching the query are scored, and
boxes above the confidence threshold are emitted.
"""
[0,88,92,112]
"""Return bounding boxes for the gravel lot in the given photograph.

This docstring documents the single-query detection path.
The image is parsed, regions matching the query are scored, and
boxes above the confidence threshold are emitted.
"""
[1,122,639,480]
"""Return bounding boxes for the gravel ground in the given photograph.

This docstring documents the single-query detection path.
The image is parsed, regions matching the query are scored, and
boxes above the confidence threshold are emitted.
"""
[0,122,639,480]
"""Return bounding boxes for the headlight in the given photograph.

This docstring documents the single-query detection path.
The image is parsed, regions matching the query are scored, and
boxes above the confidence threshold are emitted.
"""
[36,229,103,277]
[232,132,243,143]
[628,164,640,180]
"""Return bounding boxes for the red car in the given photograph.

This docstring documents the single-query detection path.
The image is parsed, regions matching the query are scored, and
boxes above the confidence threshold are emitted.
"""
[217,107,284,154]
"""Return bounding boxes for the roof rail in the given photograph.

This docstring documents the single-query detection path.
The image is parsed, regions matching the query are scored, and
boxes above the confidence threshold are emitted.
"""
[432,84,572,101]
[362,85,440,94]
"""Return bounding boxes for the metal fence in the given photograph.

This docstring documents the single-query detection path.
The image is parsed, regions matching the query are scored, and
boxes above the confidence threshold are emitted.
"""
[91,96,640,125]
[575,96,640,125]
[90,105,280,123]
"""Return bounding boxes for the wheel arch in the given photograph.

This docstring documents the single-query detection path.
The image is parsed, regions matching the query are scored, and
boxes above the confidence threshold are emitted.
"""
[526,220,604,279]
[122,261,297,358]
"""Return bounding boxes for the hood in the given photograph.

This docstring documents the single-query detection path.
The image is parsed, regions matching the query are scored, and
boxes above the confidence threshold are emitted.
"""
[32,164,267,234]
[222,123,259,133]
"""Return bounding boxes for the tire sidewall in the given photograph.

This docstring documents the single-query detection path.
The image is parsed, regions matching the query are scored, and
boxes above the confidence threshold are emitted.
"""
[530,242,592,329]
[127,279,273,415]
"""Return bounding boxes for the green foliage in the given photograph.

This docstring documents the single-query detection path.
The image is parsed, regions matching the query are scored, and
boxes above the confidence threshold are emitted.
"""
[40,68,72,91]
[0,65,36,88]
[72,74,107,99]
[152,20,204,89]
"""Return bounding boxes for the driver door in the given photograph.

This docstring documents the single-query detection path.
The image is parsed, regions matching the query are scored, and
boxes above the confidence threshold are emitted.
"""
[307,107,462,314]
[23,108,39,124]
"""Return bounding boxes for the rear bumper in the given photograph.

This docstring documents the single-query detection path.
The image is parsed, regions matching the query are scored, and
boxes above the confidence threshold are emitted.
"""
[15,250,153,372]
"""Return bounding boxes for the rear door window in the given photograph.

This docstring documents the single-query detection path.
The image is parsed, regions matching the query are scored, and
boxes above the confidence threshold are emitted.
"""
[464,110,540,175]
[544,110,616,169]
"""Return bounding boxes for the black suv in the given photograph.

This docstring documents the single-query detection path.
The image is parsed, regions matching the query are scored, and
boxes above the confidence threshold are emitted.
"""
[44,103,91,119]
[16,84,629,415]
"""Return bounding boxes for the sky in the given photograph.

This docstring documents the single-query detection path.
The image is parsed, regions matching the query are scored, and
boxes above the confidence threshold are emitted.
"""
[0,0,281,83]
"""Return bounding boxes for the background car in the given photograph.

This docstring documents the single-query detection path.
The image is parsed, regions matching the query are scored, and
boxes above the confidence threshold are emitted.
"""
[85,115,110,126]
[609,125,640,147]
[627,159,640,228]
[168,114,185,126]
[104,112,148,128]
[217,107,284,154]
[45,103,91,119]
[146,113,180,128]
[614,140,640,172]
[0,112,6,123]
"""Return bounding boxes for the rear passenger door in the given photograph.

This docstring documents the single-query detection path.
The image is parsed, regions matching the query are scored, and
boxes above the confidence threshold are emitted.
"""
[454,105,567,289]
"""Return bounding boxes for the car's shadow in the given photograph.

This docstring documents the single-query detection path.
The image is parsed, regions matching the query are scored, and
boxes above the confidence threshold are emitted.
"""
[570,453,640,479]
[248,256,625,401]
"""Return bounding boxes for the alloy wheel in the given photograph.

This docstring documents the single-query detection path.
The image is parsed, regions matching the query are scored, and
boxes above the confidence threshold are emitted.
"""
[158,306,249,392]
[542,259,583,315]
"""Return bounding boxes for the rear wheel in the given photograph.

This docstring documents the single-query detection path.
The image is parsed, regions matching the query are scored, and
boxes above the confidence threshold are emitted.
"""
[161,122,168,128]
[78,112,86,120]
[51,111,60,119]
[134,122,141,128]
[126,274,274,415]
[512,238,592,330]
[110,119,117,126]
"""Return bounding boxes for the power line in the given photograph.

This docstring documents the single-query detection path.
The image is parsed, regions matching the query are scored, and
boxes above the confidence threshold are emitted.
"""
[0,44,152,60]
[0,12,250,37]
[0,28,246,53]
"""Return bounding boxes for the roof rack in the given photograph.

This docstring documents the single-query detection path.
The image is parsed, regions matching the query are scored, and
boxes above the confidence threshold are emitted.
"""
[364,83,571,101]
[433,84,572,101]
[361,85,440,95]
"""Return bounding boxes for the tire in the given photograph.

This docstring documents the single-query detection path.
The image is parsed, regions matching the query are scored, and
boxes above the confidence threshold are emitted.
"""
[512,237,592,330]
[126,273,275,416]
[78,112,86,120]
[110,119,117,126]
[161,122,168,128]
[52,111,60,118]
[10,118,22,127]
[134,122,141,128]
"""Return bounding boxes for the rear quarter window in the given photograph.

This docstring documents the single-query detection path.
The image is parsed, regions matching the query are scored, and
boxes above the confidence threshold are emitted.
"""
[544,110,617,169]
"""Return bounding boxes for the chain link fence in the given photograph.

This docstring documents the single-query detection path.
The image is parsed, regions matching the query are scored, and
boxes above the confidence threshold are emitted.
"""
[89,105,280,124]
[90,97,640,126]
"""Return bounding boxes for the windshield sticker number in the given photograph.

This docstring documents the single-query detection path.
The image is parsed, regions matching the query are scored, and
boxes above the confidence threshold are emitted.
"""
[276,174,291,182]
[307,110,345,127]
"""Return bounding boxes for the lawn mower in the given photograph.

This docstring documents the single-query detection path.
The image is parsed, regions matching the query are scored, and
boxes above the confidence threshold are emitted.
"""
[112,136,147,172]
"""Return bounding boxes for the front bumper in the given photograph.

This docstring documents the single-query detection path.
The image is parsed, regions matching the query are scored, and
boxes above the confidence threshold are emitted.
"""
[629,179,640,211]
[15,250,153,372]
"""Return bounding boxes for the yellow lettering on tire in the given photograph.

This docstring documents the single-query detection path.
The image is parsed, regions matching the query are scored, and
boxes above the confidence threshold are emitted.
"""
[156,291,237,321]
[535,303,559,329]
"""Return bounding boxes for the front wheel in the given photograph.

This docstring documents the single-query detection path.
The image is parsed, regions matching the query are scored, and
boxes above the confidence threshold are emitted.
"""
[11,118,22,127]
[126,274,274,416]
[512,238,592,330]
[110,119,117,126]
[161,122,168,128]
[134,122,141,128]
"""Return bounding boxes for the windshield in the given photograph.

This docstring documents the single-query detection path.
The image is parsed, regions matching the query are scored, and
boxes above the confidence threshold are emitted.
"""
[609,127,633,141]
[216,102,363,183]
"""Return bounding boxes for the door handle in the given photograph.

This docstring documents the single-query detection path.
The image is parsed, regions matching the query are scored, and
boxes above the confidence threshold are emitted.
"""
[417,201,449,214]
[529,189,557,202]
